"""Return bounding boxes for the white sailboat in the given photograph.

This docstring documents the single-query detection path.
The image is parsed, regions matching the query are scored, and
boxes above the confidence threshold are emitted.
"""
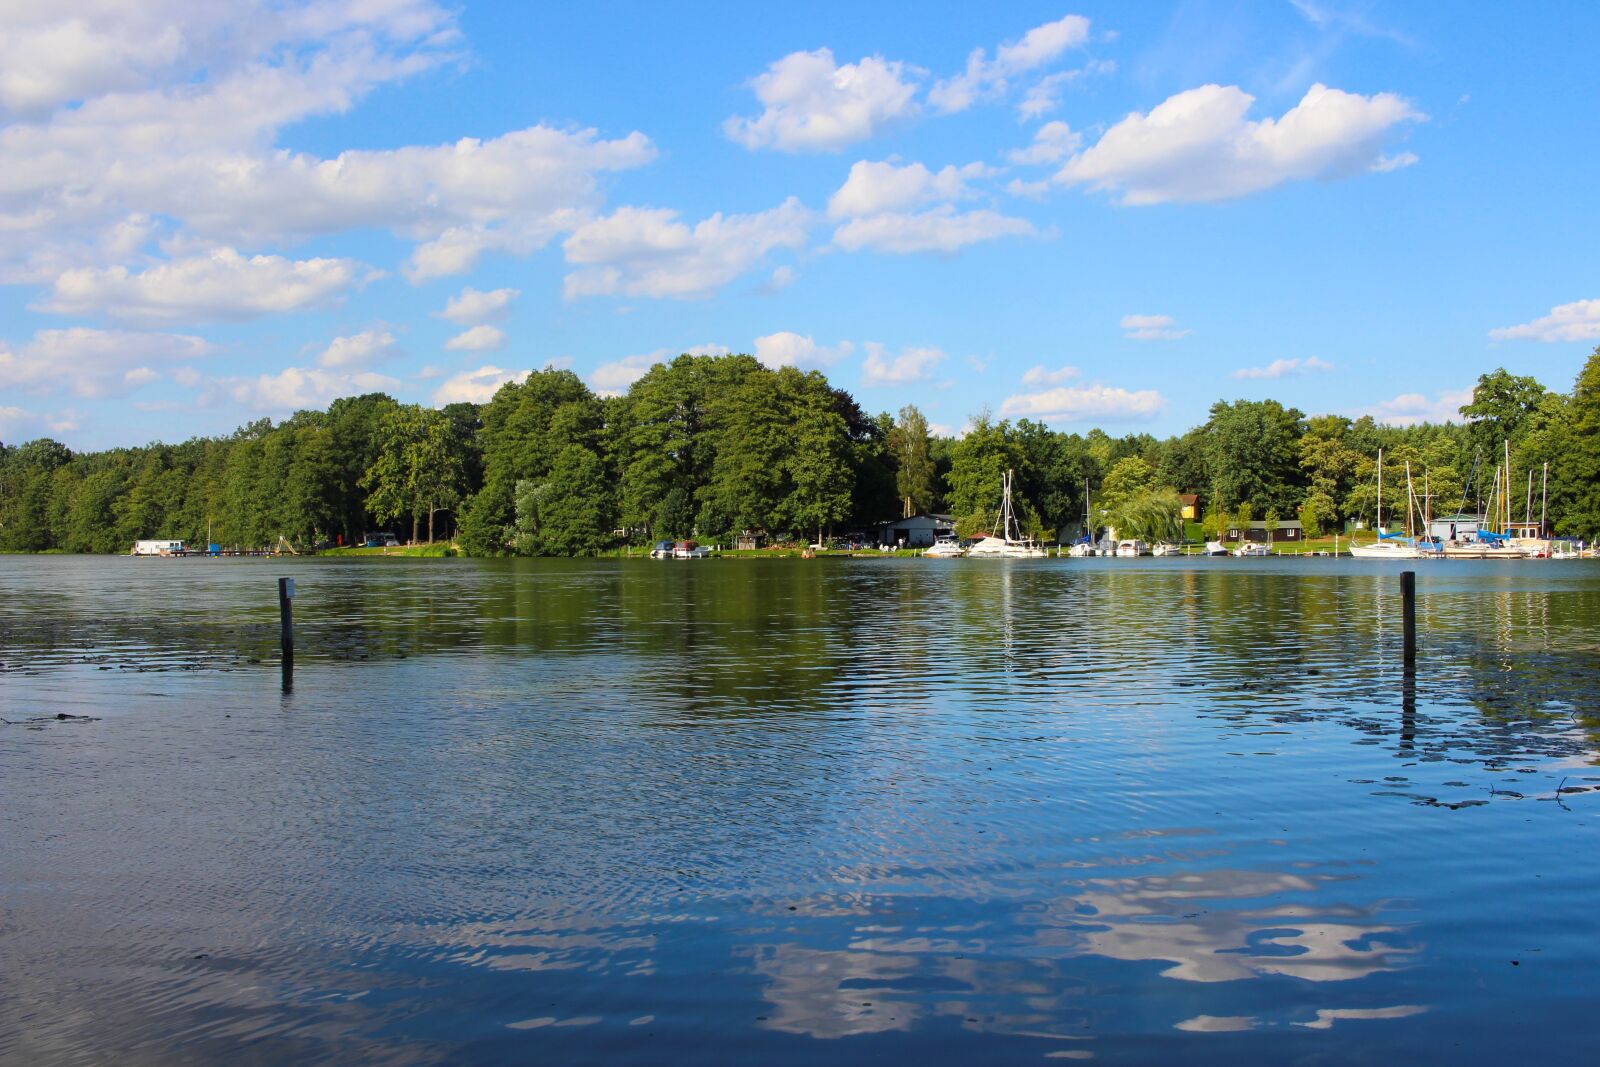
[967,470,1047,558]
[1350,448,1419,559]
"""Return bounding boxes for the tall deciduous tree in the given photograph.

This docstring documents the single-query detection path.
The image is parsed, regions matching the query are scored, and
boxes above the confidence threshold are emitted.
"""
[887,404,937,516]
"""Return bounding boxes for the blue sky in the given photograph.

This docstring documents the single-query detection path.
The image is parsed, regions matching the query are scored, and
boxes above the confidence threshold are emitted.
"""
[2,0,1597,449]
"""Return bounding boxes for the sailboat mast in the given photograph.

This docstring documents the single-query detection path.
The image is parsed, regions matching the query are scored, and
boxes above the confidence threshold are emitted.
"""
[1405,461,1416,538]
[1376,448,1383,534]
[1541,462,1549,535]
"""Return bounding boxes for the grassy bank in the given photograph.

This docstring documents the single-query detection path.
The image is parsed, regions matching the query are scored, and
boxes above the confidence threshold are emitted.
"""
[317,543,459,558]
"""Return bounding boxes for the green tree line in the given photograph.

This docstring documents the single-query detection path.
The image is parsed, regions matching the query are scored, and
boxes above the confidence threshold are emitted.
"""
[4,348,1599,554]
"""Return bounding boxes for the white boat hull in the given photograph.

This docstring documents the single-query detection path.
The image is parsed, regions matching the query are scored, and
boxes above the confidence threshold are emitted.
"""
[1349,541,1419,559]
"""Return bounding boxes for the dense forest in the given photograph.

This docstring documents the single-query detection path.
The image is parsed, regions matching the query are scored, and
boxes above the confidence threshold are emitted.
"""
[3,347,1599,554]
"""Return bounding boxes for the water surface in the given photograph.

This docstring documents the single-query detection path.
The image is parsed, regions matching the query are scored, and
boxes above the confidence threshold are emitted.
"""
[2,555,1598,1064]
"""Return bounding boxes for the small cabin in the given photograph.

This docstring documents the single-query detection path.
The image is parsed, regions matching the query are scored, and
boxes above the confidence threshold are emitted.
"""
[874,513,955,548]
[1226,520,1304,543]
[1178,494,1199,521]
[735,529,765,551]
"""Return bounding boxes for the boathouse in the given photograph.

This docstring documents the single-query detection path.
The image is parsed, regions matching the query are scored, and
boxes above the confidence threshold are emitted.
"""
[1429,513,1482,540]
[874,513,955,548]
[1227,520,1305,543]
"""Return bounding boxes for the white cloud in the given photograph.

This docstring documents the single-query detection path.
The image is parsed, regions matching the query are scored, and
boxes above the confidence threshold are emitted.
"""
[0,404,82,441]
[445,325,507,352]
[562,198,810,300]
[0,326,214,397]
[1000,383,1166,422]
[930,14,1092,114]
[833,205,1035,254]
[589,352,665,394]
[1057,83,1424,204]
[228,366,401,412]
[753,332,854,370]
[1354,387,1473,427]
[587,344,731,395]
[37,247,369,322]
[1489,298,1600,343]
[318,328,397,369]
[1016,60,1115,121]
[861,342,946,386]
[827,160,990,219]
[763,265,798,293]
[1233,356,1333,379]
[1005,121,1083,165]
[1021,364,1081,386]
[1121,314,1192,341]
[724,48,920,152]
[0,5,655,285]
[431,364,528,405]
[439,286,519,325]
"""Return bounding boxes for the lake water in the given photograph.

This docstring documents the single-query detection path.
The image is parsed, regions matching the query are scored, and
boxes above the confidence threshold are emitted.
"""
[2,555,1597,1065]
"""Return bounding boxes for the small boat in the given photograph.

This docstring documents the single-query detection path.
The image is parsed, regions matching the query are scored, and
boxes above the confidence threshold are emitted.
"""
[1150,542,1181,556]
[1115,539,1149,557]
[925,538,964,558]
[1067,541,1096,557]
[1233,542,1269,557]
[1349,448,1420,559]
[649,539,675,559]
[1350,537,1418,559]
[967,470,1047,558]
[672,540,713,559]
[1203,541,1228,556]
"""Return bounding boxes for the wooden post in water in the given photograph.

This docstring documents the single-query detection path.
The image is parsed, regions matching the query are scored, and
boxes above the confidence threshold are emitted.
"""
[1400,570,1416,673]
[279,576,295,689]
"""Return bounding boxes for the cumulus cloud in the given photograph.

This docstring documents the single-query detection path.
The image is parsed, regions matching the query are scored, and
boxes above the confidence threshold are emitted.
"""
[37,247,369,322]
[1353,387,1473,427]
[444,325,507,352]
[0,3,655,285]
[317,328,397,369]
[826,159,1030,254]
[587,344,730,395]
[0,326,214,397]
[1121,314,1191,341]
[589,352,666,395]
[562,198,810,300]
[439,286,520,325]
[1489,298,1600,343]
[861,343,946,386]
[0,404,82,441]
[753,332,854,370]
[1233,356,1333,379]
[724,48,920,152]
[1000,383,1166,422]
[1021,364,1081,386]
[1057,83,1424,204]
[827,160,990,219]
[431,364,528,405]
[228,366,401,412]
[1005,121,1083,165]
[833,206,1035,254]
[930,14,1092,113]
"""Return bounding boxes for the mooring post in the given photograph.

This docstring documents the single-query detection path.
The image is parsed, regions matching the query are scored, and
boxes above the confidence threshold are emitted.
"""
[279,576,295,689]
[1400,570,1416,673]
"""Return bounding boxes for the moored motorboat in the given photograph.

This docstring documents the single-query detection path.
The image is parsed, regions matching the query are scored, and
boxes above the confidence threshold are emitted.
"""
[925,537,964,558]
